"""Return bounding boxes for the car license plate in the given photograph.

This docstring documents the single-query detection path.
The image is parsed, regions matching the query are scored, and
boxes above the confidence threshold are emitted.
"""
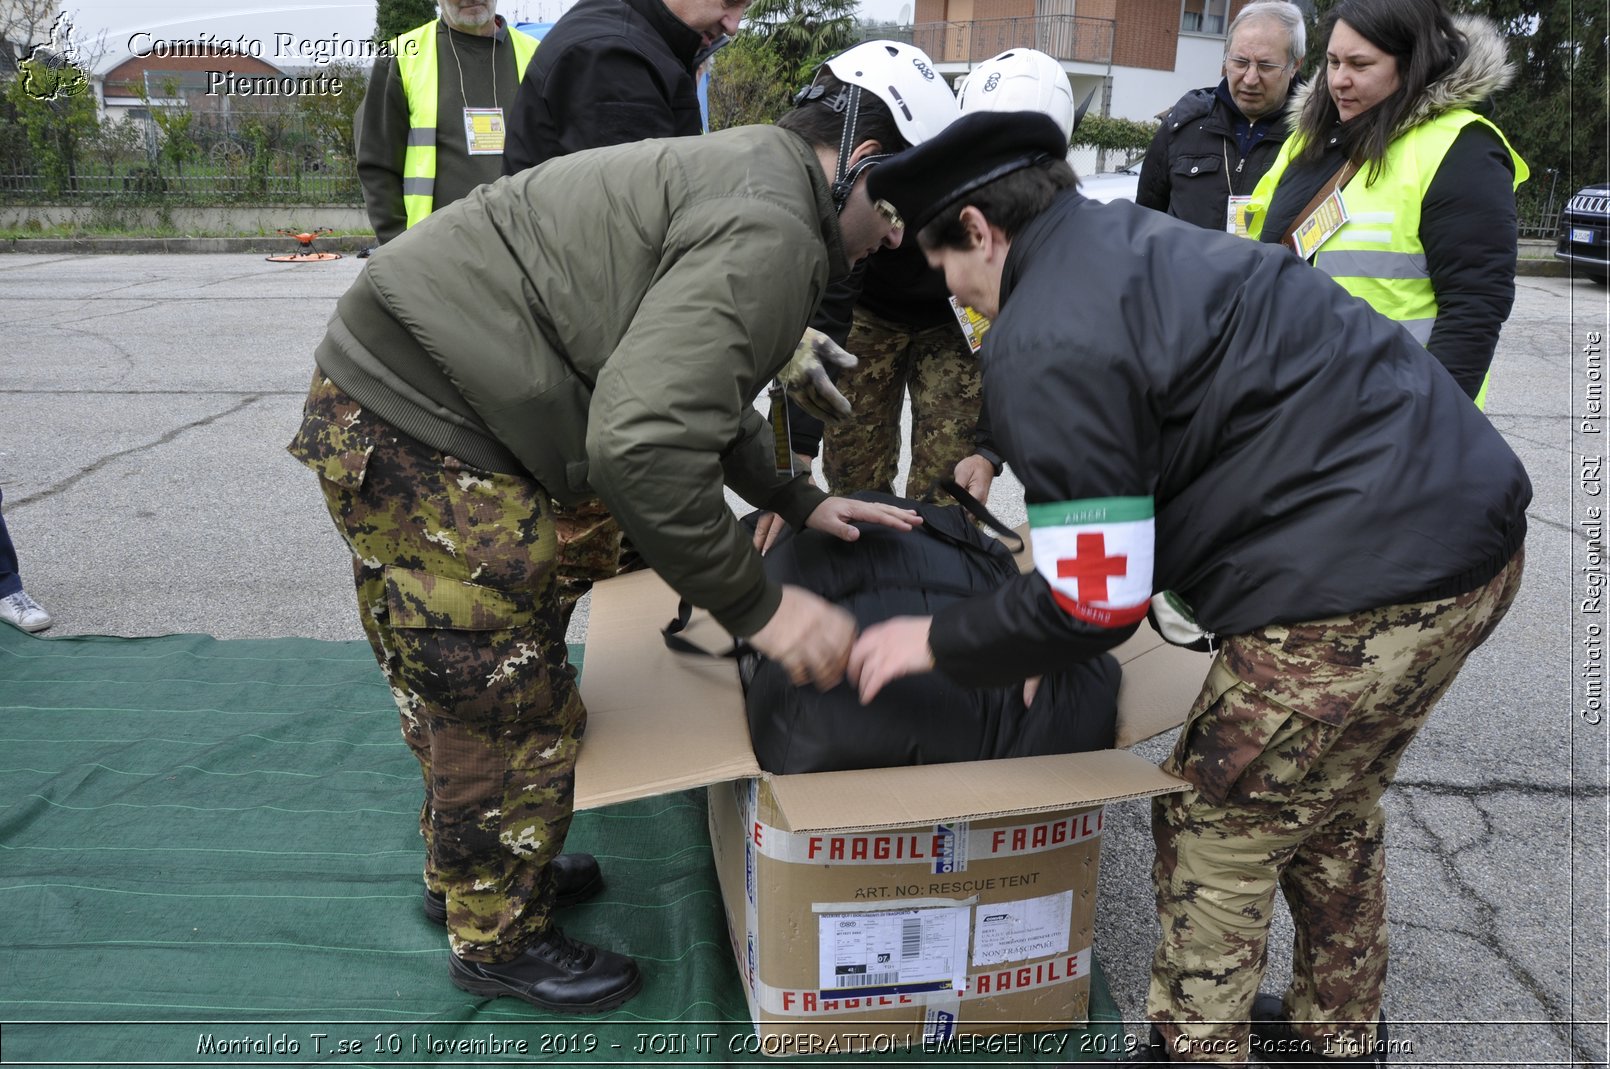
[1573,227,1596,244]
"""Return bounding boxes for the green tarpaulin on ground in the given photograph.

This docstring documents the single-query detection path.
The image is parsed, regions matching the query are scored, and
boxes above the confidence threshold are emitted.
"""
[0,626,1122,1066]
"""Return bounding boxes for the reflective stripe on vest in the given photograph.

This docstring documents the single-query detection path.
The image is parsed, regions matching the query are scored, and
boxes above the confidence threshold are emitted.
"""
[395,20,539,229]
[1245,111,1527,411]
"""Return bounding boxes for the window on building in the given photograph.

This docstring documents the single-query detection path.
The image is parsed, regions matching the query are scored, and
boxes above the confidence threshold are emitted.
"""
[1180,0,1228,35]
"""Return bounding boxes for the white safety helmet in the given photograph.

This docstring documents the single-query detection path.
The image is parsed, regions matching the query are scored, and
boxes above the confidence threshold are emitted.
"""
[957,48,1076,143]
[798,40,959,211]
[822,40,959,149]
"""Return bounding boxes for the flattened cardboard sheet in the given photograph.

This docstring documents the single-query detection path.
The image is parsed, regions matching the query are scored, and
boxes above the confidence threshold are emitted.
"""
[575,570,758,809]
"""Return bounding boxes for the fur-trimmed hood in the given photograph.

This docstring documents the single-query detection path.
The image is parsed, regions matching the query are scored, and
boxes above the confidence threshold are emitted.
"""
[1288,14,1514,133]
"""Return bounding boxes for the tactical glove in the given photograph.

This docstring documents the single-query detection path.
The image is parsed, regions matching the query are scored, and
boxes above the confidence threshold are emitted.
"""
[777,328,856,422]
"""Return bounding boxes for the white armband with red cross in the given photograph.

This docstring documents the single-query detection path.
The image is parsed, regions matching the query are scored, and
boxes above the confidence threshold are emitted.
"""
[1027,496,1154,629]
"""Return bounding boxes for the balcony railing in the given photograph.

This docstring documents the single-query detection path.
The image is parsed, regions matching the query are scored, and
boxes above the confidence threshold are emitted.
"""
[865,15,1115,66]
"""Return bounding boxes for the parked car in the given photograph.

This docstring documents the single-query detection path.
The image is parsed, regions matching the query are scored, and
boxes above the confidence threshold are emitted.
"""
[1076,152,1142,203]
[1556,183,1610,281]
[1079,169,1140,203]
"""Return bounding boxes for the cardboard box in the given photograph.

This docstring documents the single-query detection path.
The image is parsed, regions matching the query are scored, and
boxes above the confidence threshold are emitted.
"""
[574,568,1210,1051]
[706,777,1109,1052]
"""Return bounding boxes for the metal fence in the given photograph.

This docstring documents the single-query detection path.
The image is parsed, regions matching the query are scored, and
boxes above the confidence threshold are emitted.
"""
[0,110,361,205]
[1519,207,1564,241]
[1517,169,1566,240]
[0,167,358,202]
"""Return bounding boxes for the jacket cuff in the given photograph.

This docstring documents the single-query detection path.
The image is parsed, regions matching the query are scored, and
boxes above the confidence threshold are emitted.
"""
[716,577,785,639]
[770,480,829,530]
[975,446,1005,478]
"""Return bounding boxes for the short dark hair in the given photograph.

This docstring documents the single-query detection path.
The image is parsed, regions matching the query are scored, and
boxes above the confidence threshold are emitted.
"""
[916,159,1077,251]
[1295,0,1466,182]
[775,71,910,154]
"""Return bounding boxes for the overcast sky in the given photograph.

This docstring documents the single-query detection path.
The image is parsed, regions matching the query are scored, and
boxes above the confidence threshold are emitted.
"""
[62,0,912,70]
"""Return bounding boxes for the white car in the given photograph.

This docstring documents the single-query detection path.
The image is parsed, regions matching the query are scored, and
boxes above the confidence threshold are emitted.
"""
[1072,150,1142,203]
[1078,170,1140,203]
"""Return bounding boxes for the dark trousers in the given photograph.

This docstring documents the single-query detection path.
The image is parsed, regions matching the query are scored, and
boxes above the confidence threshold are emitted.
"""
[0,488,22,598]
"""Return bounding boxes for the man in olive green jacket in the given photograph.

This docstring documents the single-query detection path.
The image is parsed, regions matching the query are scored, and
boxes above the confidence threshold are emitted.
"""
[288,59,945,1014]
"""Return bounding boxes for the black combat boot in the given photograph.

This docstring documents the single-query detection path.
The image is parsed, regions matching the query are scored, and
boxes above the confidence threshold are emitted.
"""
[423,852,604,925]
[1250,992,1389,1066]
[449,926,642,1013]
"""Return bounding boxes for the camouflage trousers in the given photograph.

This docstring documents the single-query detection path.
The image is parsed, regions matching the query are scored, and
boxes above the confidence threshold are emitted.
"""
[287,372,583,963]
[822,307,981,499]
[1147,549,1525,1063]
[551,496,642,634]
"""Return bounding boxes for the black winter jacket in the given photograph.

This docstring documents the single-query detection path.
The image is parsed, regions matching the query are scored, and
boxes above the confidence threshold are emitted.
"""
[928,190,1531,687]
[1136,82,1291,231]
[503,0,703,174]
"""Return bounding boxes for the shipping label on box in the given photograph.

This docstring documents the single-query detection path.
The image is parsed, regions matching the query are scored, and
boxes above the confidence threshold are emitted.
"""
[815,906,970,998]
[973,890,1075,966]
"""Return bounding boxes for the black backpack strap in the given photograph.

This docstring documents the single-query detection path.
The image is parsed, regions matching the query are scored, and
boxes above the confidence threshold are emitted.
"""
[932,478,1026,554]
[662,597,747,658]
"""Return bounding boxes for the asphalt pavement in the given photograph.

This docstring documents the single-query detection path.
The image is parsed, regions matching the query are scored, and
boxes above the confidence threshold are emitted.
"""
[0,250,1605,1066]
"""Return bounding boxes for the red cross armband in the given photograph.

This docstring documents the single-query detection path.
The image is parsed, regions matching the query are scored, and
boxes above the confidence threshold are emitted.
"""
[1026,496,1154,629]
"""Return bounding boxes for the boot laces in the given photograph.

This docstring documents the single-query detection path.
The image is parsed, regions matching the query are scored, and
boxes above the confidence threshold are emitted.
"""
[544,926,591,969]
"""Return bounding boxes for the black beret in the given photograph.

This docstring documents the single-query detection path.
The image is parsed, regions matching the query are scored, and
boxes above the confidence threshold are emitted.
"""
[868,110,1067,234]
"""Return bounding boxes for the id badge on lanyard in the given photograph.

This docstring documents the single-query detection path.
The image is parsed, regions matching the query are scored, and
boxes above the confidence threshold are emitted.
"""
[1290,186,1351,260]
[948,296,991,354]
[463,107,506,155]
[1225,194,1254,237]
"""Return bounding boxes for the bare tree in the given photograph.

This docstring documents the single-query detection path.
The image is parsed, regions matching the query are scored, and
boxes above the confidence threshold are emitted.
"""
[0,3,107,77]
[0,0,56,69]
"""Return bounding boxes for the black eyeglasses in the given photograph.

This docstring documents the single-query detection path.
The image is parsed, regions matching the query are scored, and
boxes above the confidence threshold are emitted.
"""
[1226,56,1291,76]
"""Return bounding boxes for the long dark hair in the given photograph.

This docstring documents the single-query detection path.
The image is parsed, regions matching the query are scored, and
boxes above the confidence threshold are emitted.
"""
[1293,0,1467,182]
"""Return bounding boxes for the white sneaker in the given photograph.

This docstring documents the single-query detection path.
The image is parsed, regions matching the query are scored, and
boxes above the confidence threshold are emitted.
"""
[0,590,52,633]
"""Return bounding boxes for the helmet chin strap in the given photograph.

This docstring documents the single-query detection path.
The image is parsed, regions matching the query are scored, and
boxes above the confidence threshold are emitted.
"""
[829,82,864,211]
[794,79,892,212]
[836,153,891,211]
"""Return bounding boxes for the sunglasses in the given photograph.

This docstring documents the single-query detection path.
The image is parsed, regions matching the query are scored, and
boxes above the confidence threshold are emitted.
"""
[873,199,905,230]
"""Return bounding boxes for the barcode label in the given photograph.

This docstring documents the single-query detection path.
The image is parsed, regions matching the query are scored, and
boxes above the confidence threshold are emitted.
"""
[835,971,898,988]
[902,918,923,959]
[818,907,969,997]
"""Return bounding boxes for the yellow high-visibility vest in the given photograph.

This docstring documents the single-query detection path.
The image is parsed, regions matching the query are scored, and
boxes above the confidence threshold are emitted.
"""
[394,19,538,229]
[1246,110,1527,410]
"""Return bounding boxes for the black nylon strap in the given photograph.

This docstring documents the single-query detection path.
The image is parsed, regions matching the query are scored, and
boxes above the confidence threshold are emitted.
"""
[932,477,1025,553]
[662,597,748,658]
